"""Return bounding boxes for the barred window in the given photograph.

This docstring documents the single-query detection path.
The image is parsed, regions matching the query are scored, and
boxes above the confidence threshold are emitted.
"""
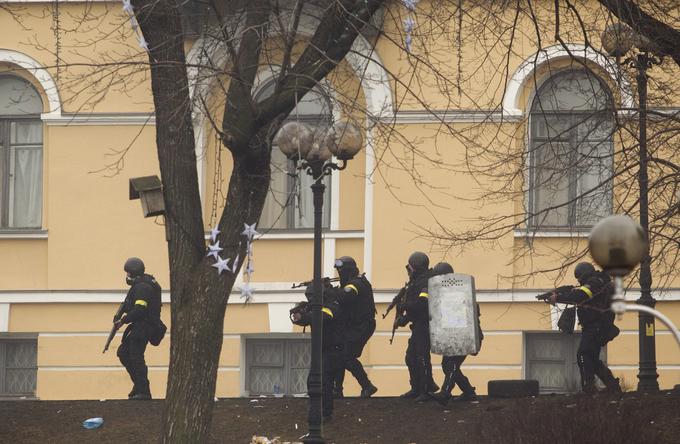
[529,70,614,228]
[245,338,310,395]
[0,337,37,397]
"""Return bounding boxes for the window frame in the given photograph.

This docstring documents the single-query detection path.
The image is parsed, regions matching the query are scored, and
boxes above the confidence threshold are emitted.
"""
[0,334,38,398]
[528,70,615,230]
[254,80,334,231]
[245,337,311,396]
[0,74,44,231]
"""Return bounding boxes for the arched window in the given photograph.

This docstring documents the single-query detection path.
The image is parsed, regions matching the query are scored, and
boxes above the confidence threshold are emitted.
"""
[256,81,332,229]
[529,70,614,228]
[0,76,43,229]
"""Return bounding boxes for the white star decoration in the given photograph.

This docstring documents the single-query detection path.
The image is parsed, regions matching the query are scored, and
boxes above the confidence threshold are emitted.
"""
[210,225,220,243]
[122,0,134,15]
[207,241,223,260]
[402,0,418,11]
[240,283,254,301]
[211,256,231,275]
[241,223,259,240]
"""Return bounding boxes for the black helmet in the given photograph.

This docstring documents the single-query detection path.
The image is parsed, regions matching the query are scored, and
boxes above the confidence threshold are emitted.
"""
[334,256,358,272]
[433,262,454,276]
[408,251,429,272]
[574,262,595,282]
[124,257,145,277]
[335,256,358,286]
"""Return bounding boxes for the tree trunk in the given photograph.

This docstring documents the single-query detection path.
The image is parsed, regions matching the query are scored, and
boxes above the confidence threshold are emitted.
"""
[161,135,272,443]
[131,1,274,441]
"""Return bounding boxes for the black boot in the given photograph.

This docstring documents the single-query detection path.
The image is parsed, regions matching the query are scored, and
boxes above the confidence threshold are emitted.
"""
[360,383,378,398]
[434,373,455,406]
[595,364,622,394]
[400,388,419,399]
[456,374,477,401]
[414,392,435,403]
[582,380,597,394]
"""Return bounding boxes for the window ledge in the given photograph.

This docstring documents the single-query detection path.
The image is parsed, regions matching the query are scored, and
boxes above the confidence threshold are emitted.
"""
[513,229,591,238]
[0,230,47,239]
[203,230,364,240]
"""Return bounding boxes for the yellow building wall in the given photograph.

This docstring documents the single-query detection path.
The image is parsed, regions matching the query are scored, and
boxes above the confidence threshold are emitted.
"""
[1,1,679,401]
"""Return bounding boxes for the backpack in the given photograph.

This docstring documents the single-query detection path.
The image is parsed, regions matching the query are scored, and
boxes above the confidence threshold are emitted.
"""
[148,319,167,346]
[558,306,576,334]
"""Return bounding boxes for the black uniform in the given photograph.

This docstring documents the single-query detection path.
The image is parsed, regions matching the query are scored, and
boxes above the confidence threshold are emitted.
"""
[554,271,620,392]
[438,305,483,401]
[401,270,434,397]
[334,274,376,395]
[293,292,343,418]
[117,274,162,398]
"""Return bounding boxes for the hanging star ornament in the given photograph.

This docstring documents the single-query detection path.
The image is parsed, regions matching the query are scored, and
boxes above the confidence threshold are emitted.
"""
[211,256,231,275]
[402,0,418,11]
[241,223,259,240]
[207,241,223,260]
[240,282,254,301]
[122,0,134,15]
[210,225,220,243]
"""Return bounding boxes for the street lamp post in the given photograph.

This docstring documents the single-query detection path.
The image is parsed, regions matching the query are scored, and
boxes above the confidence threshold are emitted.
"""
[589,215,680,346]
[601,24,663,391]
[275,120,363,444]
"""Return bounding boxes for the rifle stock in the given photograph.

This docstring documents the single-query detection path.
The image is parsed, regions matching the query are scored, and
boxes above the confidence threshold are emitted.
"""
[386,285,407,344]
[103,302,125,353]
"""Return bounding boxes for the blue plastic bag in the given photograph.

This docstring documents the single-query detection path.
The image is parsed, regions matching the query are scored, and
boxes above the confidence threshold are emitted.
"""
[82,417,104,430]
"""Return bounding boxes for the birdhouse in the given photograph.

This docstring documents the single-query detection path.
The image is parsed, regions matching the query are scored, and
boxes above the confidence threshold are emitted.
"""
[129,175,165,218]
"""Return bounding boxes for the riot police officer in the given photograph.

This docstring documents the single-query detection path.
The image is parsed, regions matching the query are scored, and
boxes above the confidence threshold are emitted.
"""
[547,262,621,394]
[333,256,378,398]
[115,257,162,400]
[431,262,481,404]
[291,286,343,419]
[397,251,435,402]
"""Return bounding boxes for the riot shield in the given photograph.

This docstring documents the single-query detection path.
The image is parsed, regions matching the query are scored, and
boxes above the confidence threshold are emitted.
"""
[428,273,479,356]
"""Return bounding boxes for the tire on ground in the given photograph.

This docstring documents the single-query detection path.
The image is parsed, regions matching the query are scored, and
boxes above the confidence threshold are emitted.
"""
[487,380,539,398]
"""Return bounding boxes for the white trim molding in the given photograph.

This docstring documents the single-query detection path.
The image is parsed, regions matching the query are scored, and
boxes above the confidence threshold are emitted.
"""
[0,304,9,332]
[0,49,61,116]
[5,288,680,304]
[0,230,48,239]
[513,229,591,238]
[503,43,634,118]
[42,113,155,126]
[383,109,520,124]
[203,230,364,241]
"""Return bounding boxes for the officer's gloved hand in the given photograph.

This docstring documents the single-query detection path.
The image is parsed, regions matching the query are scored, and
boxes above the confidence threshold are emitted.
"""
[396,315,409,327]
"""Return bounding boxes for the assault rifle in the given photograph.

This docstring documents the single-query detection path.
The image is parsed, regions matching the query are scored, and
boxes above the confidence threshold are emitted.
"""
[384,284,407,345]
[535,285,575,302]
[103,301,125,353]
[291,276,340,289]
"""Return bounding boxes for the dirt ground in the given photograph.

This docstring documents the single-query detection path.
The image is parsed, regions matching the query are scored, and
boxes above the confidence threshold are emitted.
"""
[1,391,679,443]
